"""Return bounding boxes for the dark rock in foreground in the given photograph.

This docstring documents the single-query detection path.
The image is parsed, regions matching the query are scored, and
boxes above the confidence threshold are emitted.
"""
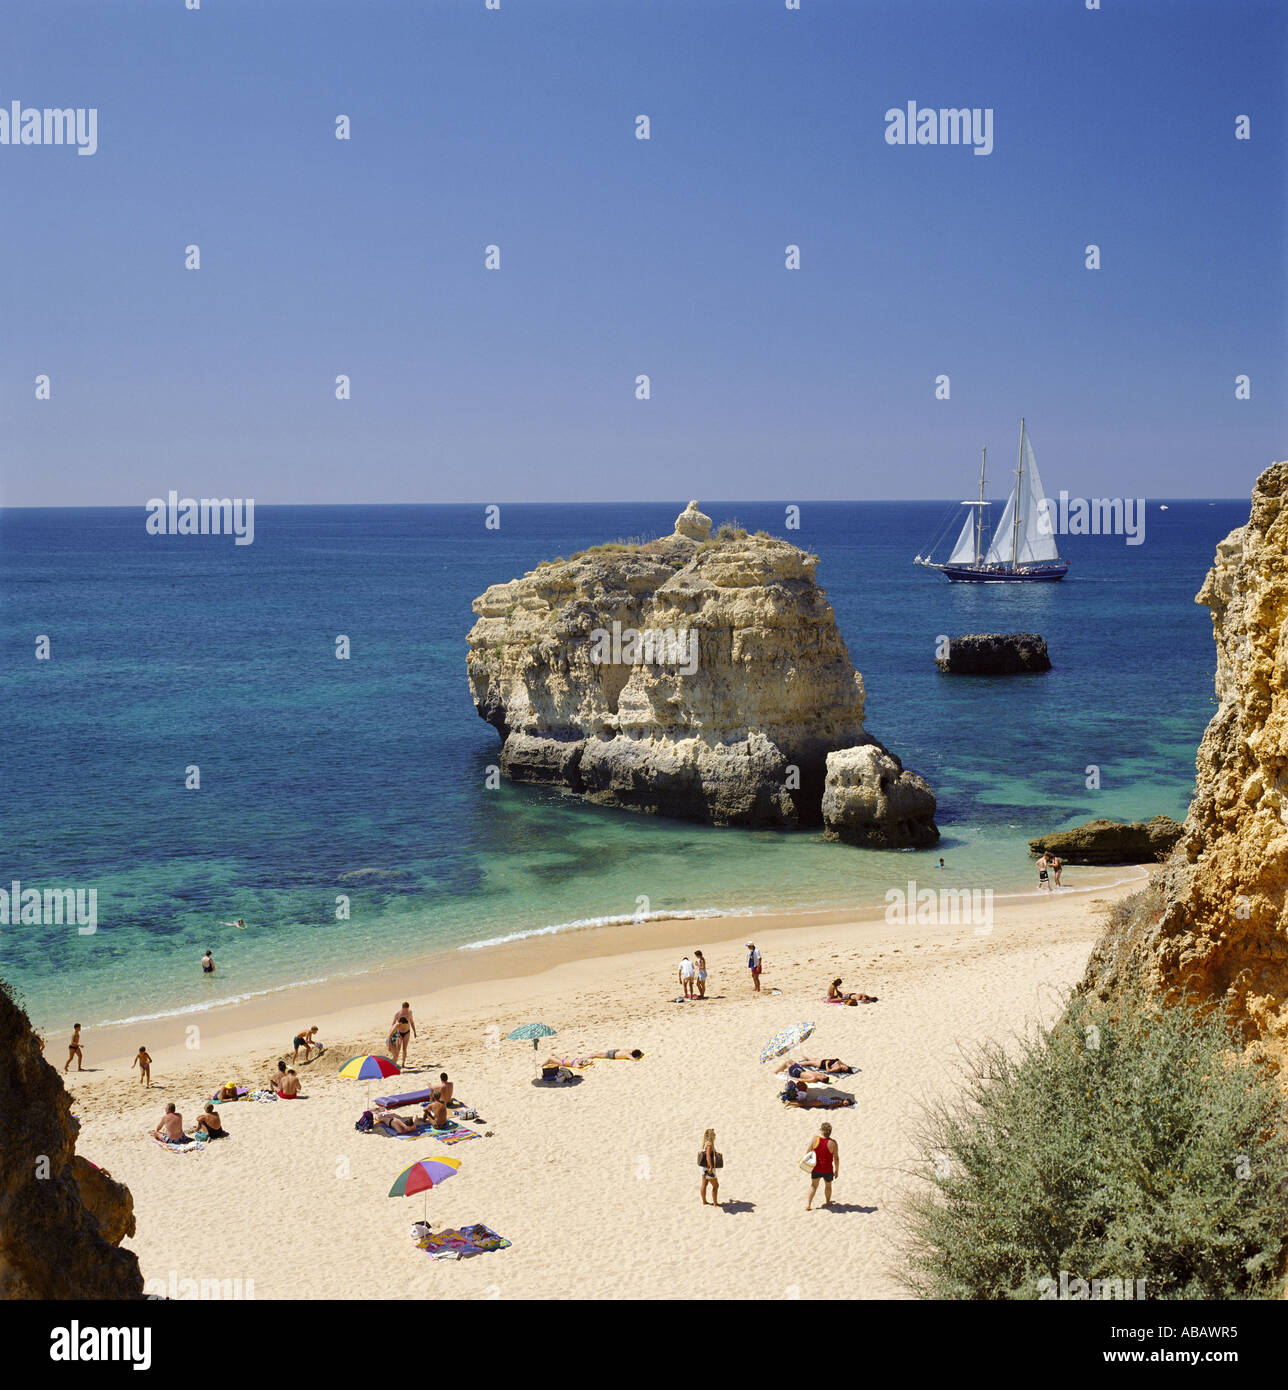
[0,980,144,1299]
[936,632,1050,674]
[1029,815,1184,865]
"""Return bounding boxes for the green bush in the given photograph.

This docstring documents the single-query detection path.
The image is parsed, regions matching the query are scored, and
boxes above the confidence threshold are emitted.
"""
[899,990,1288,1299]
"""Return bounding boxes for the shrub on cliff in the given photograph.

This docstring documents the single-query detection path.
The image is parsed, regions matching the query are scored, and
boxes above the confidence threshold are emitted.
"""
[898,989,1288,1299]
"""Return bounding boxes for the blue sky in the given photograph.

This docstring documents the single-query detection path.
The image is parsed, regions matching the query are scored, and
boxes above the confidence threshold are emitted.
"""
[2,0,1283,505]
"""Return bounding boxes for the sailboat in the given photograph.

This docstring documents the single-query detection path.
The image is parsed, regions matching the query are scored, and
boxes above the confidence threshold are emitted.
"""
[914,418,1069,582]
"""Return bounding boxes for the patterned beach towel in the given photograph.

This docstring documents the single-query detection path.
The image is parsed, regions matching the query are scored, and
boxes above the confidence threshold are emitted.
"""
[246,1089,278,1103]
[415,1224,511,1260]
[431,1124,479,1145]
[152,1133,207,1155]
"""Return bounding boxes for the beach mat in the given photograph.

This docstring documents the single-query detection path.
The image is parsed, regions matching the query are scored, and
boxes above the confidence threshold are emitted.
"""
[373,1088,466,1110]
[152,1133,207,1155]
[415,1224,511,1260]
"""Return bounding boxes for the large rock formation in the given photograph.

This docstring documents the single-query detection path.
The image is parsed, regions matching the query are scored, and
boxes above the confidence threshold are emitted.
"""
[0,981,144,1298]
[935,632,1050,674]
[1081,462,1288,1067]
[468,504,938,846]
[1029,815,1184,865]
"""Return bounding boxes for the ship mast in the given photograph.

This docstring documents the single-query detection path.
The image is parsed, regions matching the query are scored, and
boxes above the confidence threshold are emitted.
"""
[1010,418,1025,571]
[975,446,986,566]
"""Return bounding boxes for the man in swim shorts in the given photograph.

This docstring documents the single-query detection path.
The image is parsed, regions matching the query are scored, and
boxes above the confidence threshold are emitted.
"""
[153,1103,189,1144]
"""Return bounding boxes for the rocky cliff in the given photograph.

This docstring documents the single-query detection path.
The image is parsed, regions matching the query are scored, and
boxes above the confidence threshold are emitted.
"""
[0,982,144,1298]
[1081,462,1288,1067]
[467,503,938,847]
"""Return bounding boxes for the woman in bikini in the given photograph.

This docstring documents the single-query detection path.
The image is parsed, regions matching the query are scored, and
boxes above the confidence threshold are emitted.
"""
[387,1003,416,1066]
[699,1127,720,1206]
[798,1055,857,1075]
[65,1024,84,1073]
[780,1081,855,1110]
[195,1104,229,1139]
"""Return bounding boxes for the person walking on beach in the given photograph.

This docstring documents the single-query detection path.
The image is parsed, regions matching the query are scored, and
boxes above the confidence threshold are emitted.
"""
[388,1002,416,1065]
[64,1023,84,1073]
[805,1121,838,1211]
[694,950,708,998]
[201,949,215,975]
[1035,854,1051,892]
[747,942,762,992]
[1051,855,1063,889]
[133,1045,152,1088]
[699,1127,720,1206]
[678,956,695,998]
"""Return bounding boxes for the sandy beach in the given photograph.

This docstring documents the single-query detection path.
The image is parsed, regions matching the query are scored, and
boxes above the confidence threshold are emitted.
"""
[61,874,1146,1301]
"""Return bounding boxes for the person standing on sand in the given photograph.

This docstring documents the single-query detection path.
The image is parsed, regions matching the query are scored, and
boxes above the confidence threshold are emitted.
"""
[694,950,708,998]
[805,1121,838,1210]
[1051,855,1063,889]
[201,949,215,975]
[64,1023,84,1073]
[133,1046,152,1087]
[1035,854,1051,892]
[678,956,695,998]
[699,1128,720,1206]
[388,1002,416,1065]
[747,943,762,992]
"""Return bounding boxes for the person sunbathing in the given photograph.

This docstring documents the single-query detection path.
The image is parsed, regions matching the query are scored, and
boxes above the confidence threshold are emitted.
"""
[195,1104,228,1139]
[428,1073,454,1106]
[373,1107,418,1135]
[797,1056,858,1075]
[780,1082,855,1110]
[153,1103,191,1144]
[424,1099,450,1128]
[773,1059,834,1083]
[590,1048,644,1060]
[213,1082,240,1102]
[277,1069,301,1098]
[826,979,877,1005]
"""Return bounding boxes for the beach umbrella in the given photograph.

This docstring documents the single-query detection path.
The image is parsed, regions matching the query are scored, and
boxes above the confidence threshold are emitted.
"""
[759,1022,815,1064]
[389,1155,462,1222]
[339,1053,401,1108]
[506,1022,557,1053]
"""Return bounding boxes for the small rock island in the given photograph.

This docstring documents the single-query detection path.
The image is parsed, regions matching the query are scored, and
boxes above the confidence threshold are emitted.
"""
[936,633,1051,674]
[467,502,939,848]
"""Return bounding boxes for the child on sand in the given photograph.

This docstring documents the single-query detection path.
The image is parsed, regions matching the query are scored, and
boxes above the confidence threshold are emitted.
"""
[133,1046,152,1088]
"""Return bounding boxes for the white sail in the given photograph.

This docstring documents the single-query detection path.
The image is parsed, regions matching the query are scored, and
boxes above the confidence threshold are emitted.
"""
[983,490,1016,564]
[946,511,977,565]
[981,423,1060,567]
[1015,427,1060,563]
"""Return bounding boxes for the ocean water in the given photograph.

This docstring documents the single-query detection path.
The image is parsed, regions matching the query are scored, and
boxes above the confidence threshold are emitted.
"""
[0,500,1242,1032]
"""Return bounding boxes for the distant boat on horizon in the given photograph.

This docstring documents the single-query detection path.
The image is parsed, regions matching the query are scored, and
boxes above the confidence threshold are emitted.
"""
[914,418,1069,582]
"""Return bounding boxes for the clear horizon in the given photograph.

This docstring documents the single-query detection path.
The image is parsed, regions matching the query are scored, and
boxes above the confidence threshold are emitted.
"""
[2,0,1284,507]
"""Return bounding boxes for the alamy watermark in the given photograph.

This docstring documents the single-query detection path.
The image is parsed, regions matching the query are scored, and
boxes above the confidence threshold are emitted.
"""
[145,492,255,545]
[1038,492,1146,545]
[0,102,97,155]
[1038,1270,1148,1301]
[589,620,698,676]
[884,881,993,932]
[0,880,97,934]
[885,102,993,156]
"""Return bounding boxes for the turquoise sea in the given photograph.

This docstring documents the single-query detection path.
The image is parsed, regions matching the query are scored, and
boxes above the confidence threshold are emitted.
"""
[0,500,1241,1032]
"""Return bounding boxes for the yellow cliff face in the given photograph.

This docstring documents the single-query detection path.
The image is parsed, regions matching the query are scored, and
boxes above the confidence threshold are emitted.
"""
[466,504,938,844]
[1085,462,1288,1068]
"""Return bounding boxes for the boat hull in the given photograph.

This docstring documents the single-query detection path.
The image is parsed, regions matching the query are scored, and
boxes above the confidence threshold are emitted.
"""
[941,562,1068,583]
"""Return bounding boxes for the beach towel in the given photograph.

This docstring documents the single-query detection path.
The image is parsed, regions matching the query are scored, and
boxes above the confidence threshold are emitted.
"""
[431,1124,479,1145]
[414,1224,511,1260]
[152,1133,207,1155]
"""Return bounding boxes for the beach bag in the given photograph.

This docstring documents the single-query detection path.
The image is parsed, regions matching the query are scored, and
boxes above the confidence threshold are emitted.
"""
[697,1150,724,1170]
[355,1110,373,1133]
[799,1151,816,1173]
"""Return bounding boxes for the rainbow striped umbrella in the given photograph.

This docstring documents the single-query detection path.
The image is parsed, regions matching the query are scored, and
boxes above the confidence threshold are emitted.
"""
[389,1156,462,1221]
[338,1053,401,1107]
